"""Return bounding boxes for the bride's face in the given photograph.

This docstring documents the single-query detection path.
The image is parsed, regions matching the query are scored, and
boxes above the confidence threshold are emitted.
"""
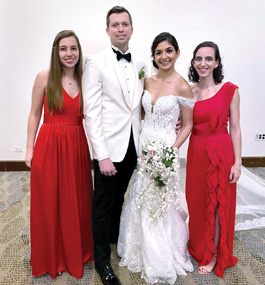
[153,41,179,71]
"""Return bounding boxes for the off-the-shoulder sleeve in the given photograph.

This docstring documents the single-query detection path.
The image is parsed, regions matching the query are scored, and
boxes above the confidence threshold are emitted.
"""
[178,97,195,109]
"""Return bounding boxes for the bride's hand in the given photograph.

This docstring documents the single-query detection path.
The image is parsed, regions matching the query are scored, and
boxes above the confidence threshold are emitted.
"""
[171,145,179,154]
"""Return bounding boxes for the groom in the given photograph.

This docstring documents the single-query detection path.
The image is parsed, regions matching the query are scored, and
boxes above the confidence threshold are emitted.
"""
[82,6,146,285]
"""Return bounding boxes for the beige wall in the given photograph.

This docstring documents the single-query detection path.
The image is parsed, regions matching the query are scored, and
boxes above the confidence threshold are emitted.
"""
[0,0,265,160]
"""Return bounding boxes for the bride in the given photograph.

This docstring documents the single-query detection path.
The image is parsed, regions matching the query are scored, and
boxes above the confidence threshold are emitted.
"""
[117,32,194,284]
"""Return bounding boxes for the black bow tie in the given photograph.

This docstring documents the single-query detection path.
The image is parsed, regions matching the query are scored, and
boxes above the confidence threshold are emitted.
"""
[112,48,131,62]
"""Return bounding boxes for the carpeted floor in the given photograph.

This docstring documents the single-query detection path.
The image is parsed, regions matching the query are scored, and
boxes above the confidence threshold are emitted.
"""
[0,170,264,285]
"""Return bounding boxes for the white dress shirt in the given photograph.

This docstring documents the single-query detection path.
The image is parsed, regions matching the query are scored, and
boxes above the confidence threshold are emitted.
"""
[112,46,136,106]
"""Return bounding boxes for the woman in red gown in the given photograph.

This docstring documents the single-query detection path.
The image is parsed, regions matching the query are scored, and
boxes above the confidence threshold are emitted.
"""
[25,30,94,279]
[186,41,242,278]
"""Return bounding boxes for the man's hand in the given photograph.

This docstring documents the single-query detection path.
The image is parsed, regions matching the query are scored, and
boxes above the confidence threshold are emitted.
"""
[99,158,117,176]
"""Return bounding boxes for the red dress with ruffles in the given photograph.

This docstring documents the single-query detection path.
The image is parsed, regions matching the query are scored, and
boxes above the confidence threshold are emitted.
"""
[186,82,238,277]
[30,89,94,279]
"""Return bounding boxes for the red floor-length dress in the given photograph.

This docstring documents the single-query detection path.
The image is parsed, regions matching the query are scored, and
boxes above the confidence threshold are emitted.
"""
[186,82,238,278]
[30,89,94,279]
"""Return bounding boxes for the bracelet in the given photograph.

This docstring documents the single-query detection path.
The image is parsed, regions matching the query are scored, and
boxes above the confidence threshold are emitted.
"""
[233,165,241,172]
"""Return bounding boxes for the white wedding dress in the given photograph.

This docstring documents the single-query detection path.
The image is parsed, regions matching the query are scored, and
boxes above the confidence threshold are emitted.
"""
[117,91,195,284]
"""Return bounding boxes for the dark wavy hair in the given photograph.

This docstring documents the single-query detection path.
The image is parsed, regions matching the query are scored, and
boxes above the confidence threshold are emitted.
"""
[151,32,179,69]
[188,41,224,84]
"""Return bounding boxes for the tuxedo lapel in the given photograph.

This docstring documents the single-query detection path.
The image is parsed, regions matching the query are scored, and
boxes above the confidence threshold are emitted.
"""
[107,48,132,109]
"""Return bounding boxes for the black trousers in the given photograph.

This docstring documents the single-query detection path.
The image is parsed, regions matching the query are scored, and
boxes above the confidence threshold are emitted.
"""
[93,130,137,270]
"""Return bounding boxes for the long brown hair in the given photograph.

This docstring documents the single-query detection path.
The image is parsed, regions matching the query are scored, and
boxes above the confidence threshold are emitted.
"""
[46,30,83,114]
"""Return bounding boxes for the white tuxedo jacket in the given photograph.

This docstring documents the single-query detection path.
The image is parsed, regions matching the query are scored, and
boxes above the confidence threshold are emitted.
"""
[82,47,146,162]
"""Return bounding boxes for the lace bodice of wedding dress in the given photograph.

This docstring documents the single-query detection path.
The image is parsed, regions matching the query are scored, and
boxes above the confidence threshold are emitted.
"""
[140,90,195,148]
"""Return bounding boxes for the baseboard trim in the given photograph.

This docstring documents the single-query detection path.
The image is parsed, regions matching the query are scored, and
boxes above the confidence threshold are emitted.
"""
[1,157,264,171]
[0,160,95,171]
[242,157,265,167]
[0,161,30,171]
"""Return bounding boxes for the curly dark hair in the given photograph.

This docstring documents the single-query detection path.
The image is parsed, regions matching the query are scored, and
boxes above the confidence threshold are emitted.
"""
[151,32,179,69]
[188,41,224,84]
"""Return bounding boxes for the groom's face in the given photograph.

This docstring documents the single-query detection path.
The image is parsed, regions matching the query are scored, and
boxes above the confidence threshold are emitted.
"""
[106,12,133,53]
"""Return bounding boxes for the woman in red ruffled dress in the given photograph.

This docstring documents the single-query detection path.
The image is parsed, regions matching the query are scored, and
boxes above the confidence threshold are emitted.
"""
[186,41,242,278]
[25,30,94,279]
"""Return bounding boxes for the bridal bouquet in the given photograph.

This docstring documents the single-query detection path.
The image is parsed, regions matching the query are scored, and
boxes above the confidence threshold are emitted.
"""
[137,140,180,220]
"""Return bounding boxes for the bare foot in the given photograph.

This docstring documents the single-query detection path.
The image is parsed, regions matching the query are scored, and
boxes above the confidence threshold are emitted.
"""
[198,255,217,274]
